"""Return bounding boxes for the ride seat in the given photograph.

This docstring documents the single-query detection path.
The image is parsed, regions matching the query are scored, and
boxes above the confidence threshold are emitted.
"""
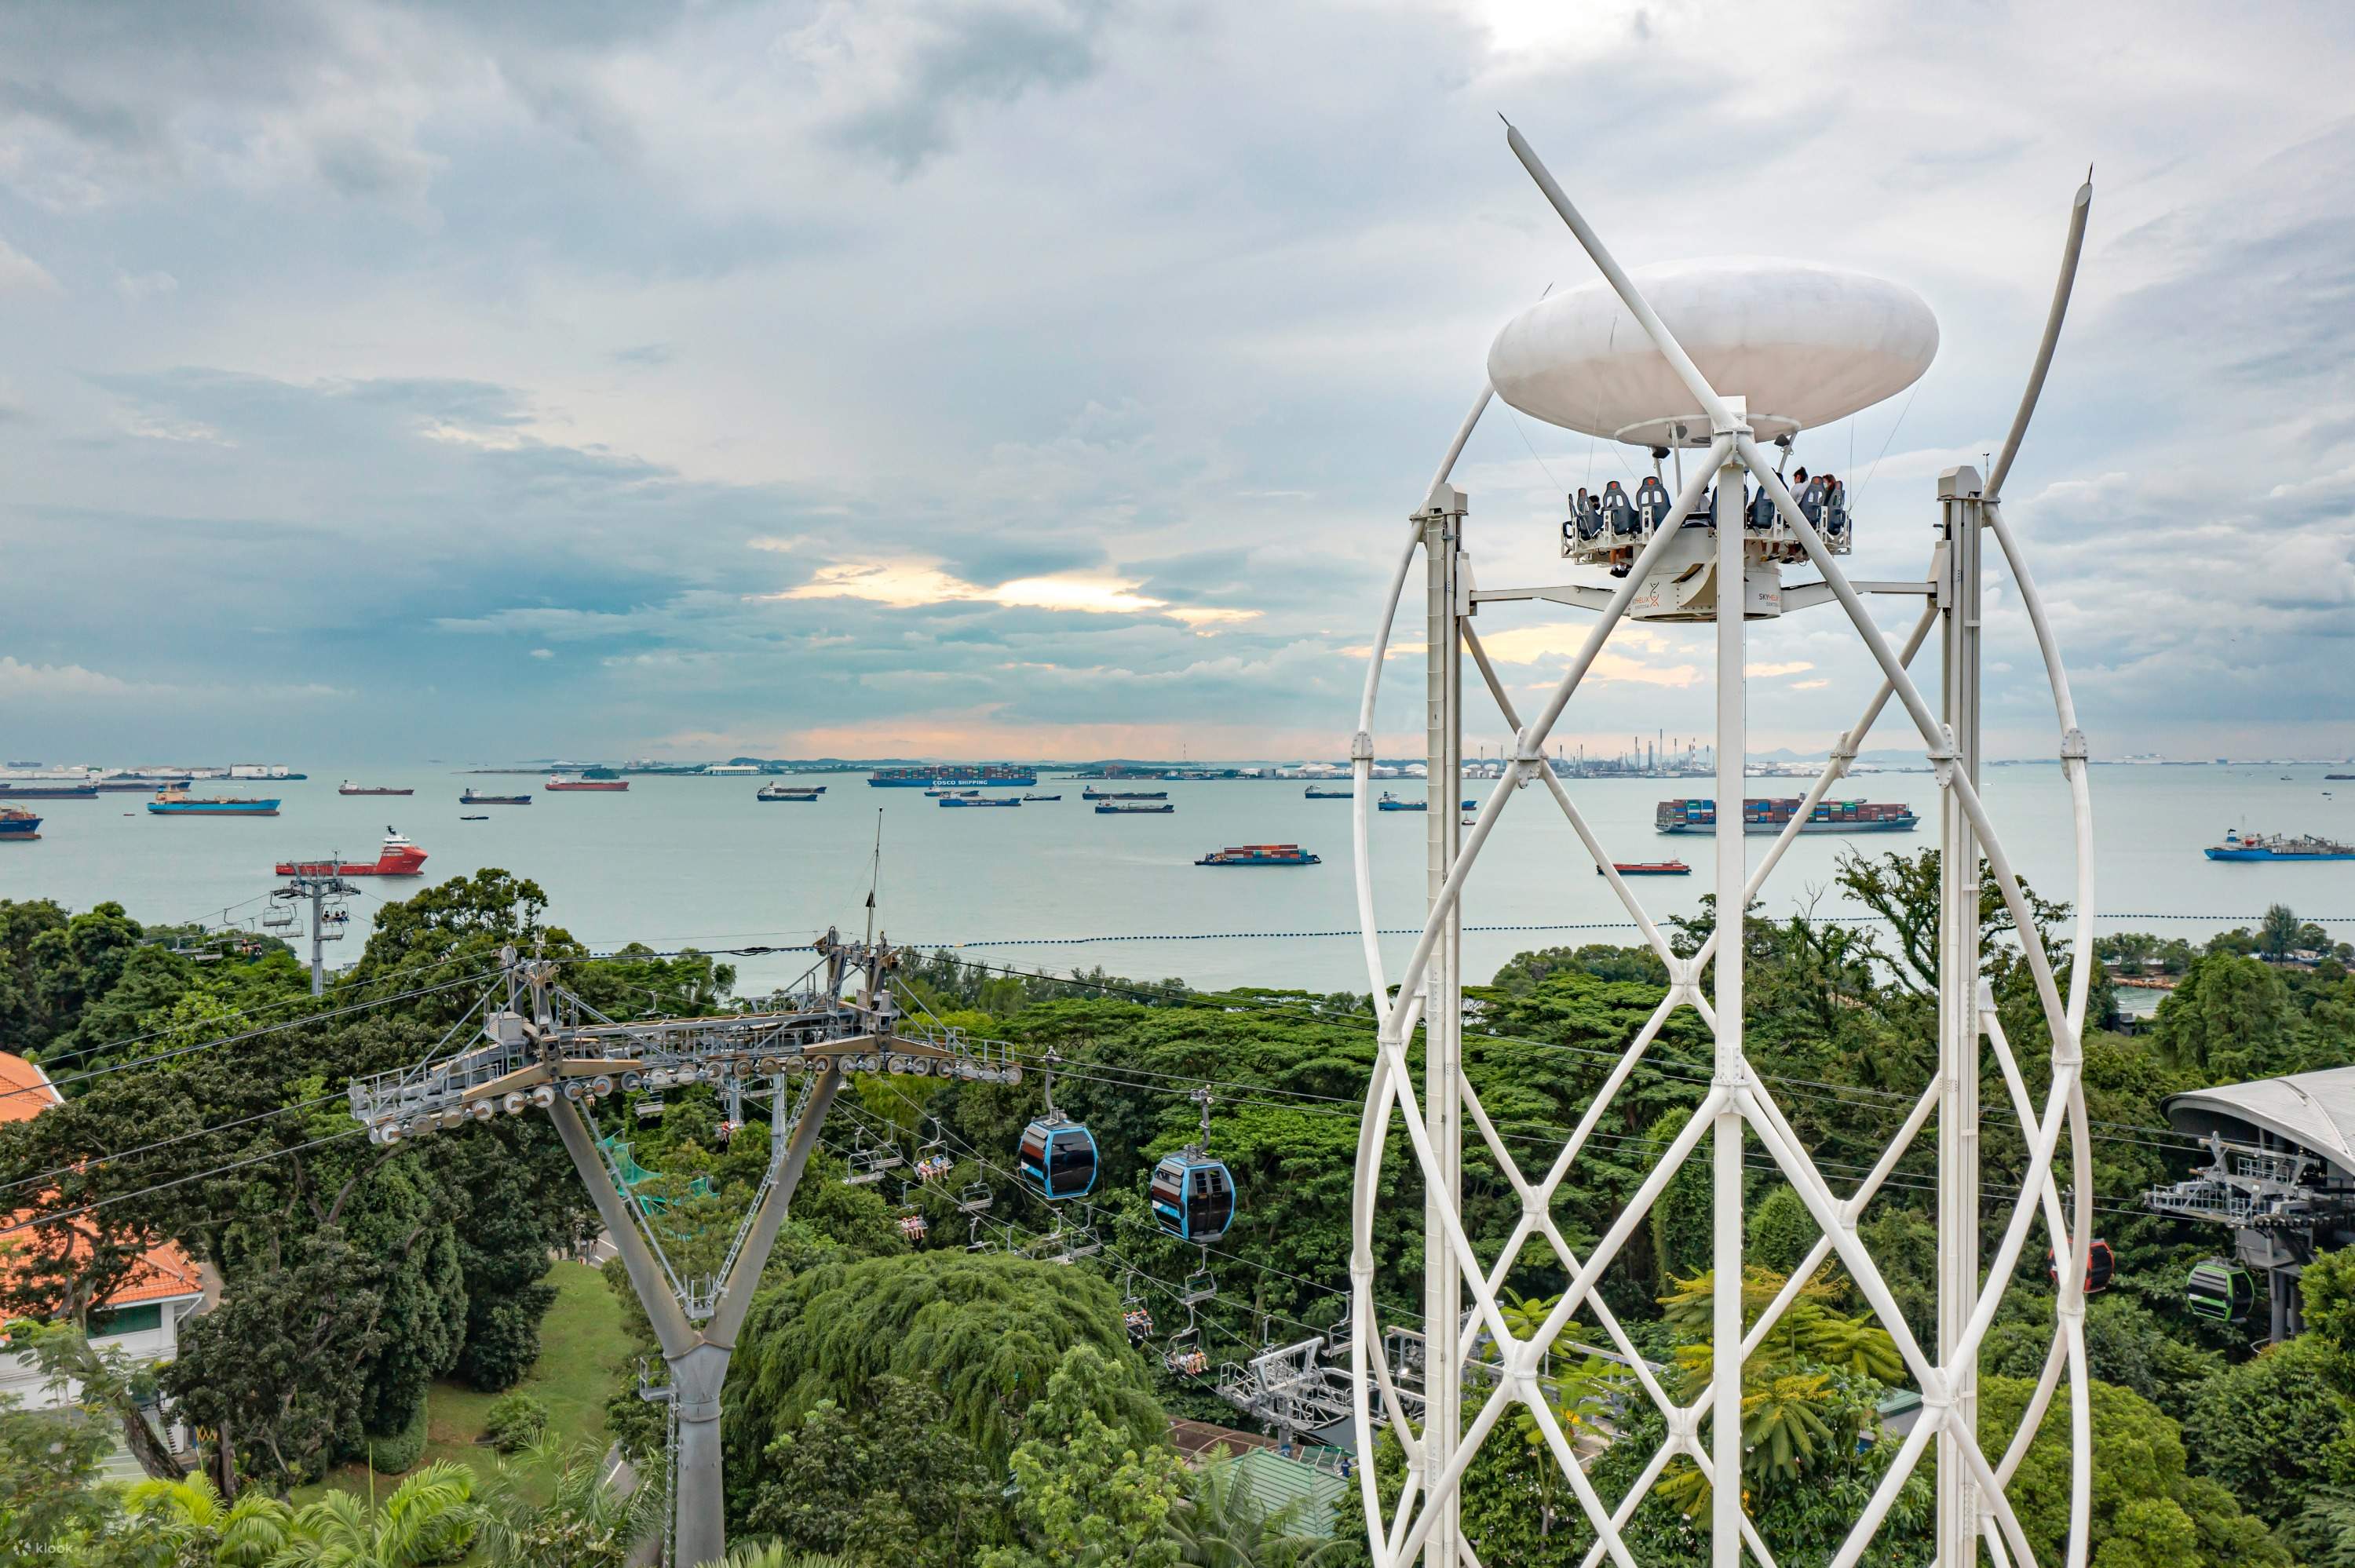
[1634,476,1672,531]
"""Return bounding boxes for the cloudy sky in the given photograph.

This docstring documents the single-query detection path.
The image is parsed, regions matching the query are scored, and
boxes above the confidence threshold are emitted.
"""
[2,0,2350,764]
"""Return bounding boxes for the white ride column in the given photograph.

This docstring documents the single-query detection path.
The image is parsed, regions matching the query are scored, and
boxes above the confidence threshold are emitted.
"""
[1937,464,1984,1563]
[1710,446,1749,1566]
[1422,483,1467,1568]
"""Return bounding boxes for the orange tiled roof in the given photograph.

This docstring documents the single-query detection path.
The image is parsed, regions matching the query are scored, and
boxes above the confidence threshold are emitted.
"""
[1,1052,204,1312]
[0,1052,62,1124]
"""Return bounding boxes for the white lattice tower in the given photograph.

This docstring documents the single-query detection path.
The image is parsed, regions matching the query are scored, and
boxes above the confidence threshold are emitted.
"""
[1345,125,2102,1567]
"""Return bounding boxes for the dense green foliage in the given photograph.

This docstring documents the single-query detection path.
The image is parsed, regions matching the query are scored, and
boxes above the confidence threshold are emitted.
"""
[6,864,2353,1566]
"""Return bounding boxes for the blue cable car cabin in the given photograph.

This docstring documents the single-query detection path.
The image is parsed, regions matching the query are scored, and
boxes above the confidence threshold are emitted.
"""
[1018,1118,1098,1202]
[1151,1153,1236,1245]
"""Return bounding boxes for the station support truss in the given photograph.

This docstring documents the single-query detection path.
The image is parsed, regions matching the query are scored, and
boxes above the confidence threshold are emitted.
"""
[1345,125,2102,1566]
[345,930,1023,1567]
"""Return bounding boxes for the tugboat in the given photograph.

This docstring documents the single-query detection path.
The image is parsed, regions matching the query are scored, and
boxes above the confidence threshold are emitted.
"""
[940,795,1020,808]
[547,774,629,792]
[1377,792,1427,812]
[757,783,824,801]
[277,828,429,877]
[1196,844,1320,866]
[338,781,414,796]
[148,789,279,816]
[461,787,531,806]
[1598,860,1691,876]
[0,808,41,841]
[2204,829,2355,862]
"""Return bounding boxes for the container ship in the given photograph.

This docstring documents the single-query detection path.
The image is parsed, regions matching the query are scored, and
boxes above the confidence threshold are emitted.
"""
[278,829,428,877]
[940,795,1020,808]
[869,764,1038,789]
[0,782,98,800]
[1097,800,1174,815]
[1656,798,1918,835]
[0,808,40,841]
[757,784,824,801]
[547,774,629,792]
[461,788,531,806]
[1196,844,1320,866]
[1081,787,1167,800]
[2205,830,2355,862]
[339,781,414,796]
[148,789,280,816]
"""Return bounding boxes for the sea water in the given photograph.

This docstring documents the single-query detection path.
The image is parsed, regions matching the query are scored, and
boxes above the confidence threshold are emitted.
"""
[2,765,2349,997]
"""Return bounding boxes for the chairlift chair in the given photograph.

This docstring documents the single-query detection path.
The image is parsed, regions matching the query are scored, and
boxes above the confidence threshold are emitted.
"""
[898,1212,929,1242]
[955,1182,994,1215]
[1163,1326,1209,1377]
[1178,1269,1216,1307]
[634,1096,666,1125]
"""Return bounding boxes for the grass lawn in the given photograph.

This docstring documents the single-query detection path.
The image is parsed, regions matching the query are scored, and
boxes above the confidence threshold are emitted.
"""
[305,1260,633,1502]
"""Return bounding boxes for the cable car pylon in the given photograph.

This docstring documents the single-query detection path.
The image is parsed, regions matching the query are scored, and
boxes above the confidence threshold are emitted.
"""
[341,927,1019,1568]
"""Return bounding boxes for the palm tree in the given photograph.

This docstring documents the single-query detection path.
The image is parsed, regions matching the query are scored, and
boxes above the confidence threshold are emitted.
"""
[475,1441,663,1568]
[692,1545,855,1568]
[270,1460,479,1568]
[1169,1453,1346,1567]
[121,1472,294,1566]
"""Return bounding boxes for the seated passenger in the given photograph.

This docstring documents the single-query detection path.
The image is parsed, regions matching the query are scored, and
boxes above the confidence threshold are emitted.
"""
[1824,476,1849,539]
[1798,473,1827,528]
[1573,487,1604,542]
[1634,475,1672,531]
[1601,480,1636,538]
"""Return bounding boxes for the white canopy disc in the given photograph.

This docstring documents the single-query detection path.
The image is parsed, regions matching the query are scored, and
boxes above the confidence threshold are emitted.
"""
[1487,257,1939,447]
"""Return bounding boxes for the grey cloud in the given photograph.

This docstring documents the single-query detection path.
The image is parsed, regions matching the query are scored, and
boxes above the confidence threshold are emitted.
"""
[820,0,1115,175]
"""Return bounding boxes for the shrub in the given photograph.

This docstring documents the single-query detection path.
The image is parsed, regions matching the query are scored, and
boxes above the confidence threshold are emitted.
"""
[368,1392,431,1475]
[484,1391,552,1454]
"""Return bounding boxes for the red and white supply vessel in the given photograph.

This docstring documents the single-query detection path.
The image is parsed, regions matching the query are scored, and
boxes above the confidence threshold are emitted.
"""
[276,827,429,877]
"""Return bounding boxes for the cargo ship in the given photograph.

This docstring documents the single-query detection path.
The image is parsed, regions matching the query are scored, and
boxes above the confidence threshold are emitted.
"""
[2205,830,2355,862]
[1304,786,1352,799]
[1024,793,1062,802]
[95,777,191,791]
[1655,798,1918,835]
[1097,801,1174,815]
[0,782,97,800]
[1082,787,1167,800]
[1377,792,1426,812]
[757,784,824,801]
[1196,844,1320,866]
[547,775,629,792]
[1598,860,1690,876]
[148,789,280,816]
[461,788,531,806]
[277,829,428,877]
[338,781,414,796]
[940,795,1020,808]
[868,764,1038,789]
[0,808,40,841]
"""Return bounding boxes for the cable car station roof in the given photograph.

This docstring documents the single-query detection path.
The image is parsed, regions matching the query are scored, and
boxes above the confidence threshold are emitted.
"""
[2163,1066,2355,1180]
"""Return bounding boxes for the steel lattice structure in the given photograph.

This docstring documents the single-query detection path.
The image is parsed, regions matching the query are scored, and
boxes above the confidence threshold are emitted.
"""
[346,928,1020,1568]
[1345,125,2102,1567]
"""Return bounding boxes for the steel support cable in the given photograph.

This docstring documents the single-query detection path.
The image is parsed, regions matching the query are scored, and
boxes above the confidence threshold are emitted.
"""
[949,956,2207,1154]
[5,966,502,1107]
[0,1127,370,1236]
[0,1091,348,1198]
[826,1100,1397,1355]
